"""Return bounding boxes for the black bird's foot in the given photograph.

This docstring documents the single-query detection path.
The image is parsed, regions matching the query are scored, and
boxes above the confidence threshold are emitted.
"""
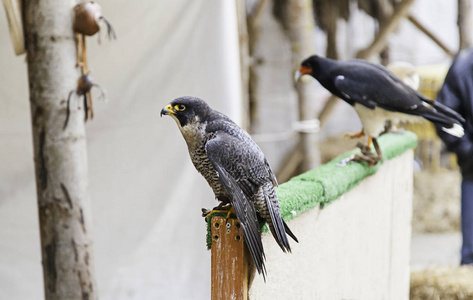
[336,143,381,166]
[344,129,365,139]
[350,153,381,166]
[381,121,405,135]
[336,153,378,166]
[356,142,373,156]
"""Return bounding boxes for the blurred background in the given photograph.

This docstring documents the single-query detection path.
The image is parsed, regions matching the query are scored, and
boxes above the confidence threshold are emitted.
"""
[0,0,470,299]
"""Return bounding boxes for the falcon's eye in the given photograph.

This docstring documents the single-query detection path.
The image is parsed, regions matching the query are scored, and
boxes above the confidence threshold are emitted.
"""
[175,104,186,111]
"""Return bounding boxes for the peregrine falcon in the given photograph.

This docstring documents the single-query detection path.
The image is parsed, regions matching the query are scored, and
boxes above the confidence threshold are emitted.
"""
[161,96,297,277]
[296,55,465,165]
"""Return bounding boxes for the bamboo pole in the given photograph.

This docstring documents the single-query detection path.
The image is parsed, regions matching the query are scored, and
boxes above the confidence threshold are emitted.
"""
[23,0,98,299]
[210,215,250,300]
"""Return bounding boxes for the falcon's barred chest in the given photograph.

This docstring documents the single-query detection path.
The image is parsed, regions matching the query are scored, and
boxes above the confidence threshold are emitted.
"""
[179,120,227,201]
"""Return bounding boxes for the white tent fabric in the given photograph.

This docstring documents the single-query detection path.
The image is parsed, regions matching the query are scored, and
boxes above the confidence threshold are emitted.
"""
[0,1,241,299]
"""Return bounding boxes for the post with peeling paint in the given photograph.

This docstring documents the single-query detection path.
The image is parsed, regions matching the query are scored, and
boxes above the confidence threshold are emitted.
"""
[210,215,250,300]
[23,0,98,299]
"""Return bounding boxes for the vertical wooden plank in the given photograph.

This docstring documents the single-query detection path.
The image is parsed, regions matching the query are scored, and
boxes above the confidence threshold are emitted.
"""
[458,0,473,50]
[211,216,249,300]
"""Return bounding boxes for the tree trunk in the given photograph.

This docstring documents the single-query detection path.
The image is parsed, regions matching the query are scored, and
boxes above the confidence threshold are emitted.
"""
[23,1,98,299]
[458,0,473,50]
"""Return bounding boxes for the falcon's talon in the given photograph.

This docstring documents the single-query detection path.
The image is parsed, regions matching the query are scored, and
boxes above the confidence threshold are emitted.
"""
[225,207,237,222]
[202,208,212,218]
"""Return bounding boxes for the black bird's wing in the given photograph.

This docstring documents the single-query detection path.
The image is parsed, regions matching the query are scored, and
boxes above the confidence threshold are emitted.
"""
[332,62,422,111]
[205,132,267,277]
[332,61,464,127]
[363,61,465,123]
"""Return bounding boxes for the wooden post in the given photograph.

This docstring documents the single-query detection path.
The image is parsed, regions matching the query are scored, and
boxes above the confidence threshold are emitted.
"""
[23,0,98,299]
[458,0,473,50]
[236,0,250,131]
[210,215,250,300]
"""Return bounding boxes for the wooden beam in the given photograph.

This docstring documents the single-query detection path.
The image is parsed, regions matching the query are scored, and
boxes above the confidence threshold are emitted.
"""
[211,215,250,300]
[356,0,416,60]
[407,14,455,57]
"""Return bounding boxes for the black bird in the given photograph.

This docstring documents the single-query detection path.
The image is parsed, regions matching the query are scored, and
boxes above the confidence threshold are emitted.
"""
[161,96,298,278]
[296,55,465,165]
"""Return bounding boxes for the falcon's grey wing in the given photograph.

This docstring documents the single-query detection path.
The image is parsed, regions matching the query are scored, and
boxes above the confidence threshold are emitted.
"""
[205,133,266,278]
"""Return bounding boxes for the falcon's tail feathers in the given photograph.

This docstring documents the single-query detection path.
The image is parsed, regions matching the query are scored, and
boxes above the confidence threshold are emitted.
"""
[211,164,267,279]
[283,220,299,243]
[263,183,296,253]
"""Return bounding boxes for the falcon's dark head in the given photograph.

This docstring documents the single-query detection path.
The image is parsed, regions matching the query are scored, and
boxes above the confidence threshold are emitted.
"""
[295,55,323,81]
[161,96,212,128]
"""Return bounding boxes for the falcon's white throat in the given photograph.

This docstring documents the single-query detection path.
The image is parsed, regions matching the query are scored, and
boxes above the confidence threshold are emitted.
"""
[176,116,207,149]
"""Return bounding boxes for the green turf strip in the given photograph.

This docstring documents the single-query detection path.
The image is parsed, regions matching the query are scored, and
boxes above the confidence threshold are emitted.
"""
[206,131,417,248]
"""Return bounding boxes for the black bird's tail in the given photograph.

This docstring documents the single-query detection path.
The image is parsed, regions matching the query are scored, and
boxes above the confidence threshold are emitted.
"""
[417,105,464,138]
[413,95,465,138]
[419,94,465,124]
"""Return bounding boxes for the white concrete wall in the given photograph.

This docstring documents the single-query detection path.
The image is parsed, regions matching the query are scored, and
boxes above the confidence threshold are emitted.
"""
[250,150,413,300]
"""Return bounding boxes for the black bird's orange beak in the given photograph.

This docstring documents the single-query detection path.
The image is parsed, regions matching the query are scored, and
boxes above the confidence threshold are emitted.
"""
[294,66,312,81]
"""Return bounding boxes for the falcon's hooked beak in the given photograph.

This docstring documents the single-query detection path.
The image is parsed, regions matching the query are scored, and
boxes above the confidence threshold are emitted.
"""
[160,104,175,117]
[294,65,312,81]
